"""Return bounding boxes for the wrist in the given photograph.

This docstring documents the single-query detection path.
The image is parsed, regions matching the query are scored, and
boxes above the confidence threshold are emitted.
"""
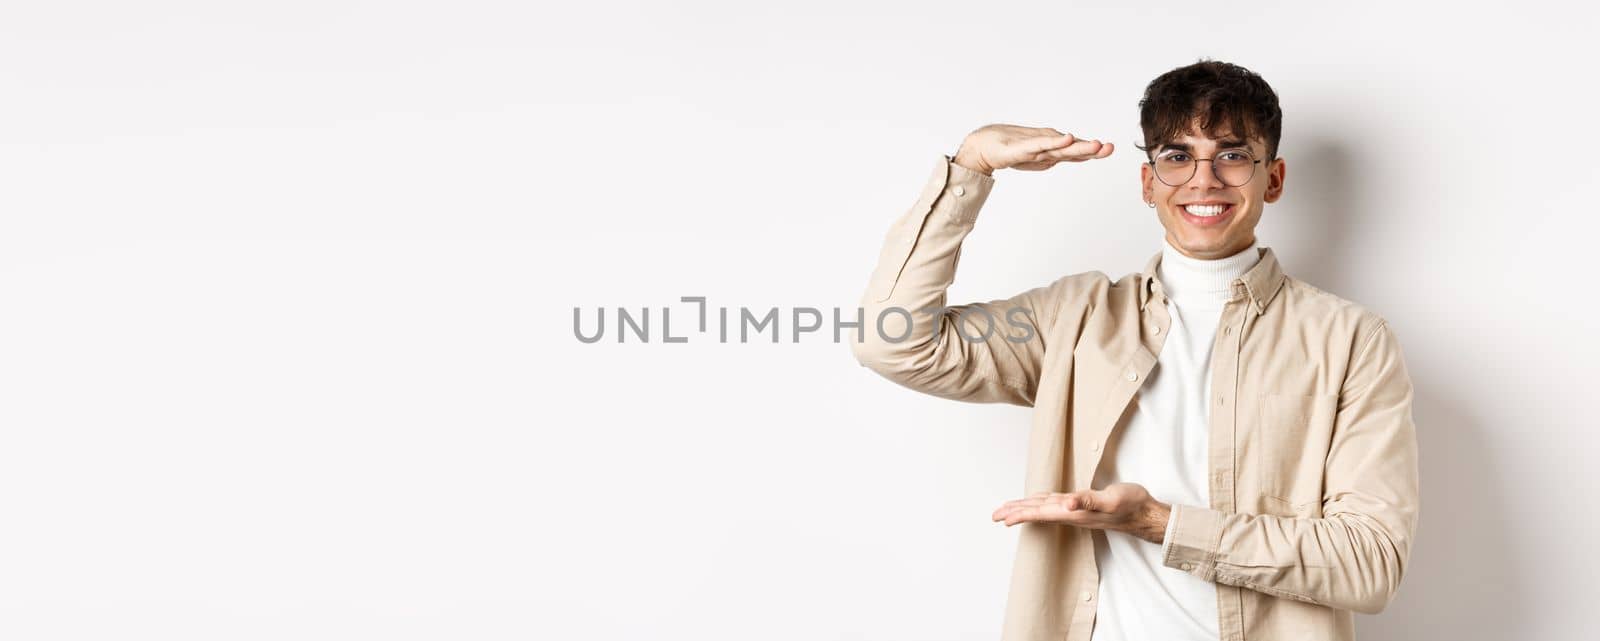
[951,146,994,176]
[1137,499,1172,544]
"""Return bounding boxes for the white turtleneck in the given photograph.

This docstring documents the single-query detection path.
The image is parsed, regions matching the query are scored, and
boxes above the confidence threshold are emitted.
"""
[1088,236,1262,641]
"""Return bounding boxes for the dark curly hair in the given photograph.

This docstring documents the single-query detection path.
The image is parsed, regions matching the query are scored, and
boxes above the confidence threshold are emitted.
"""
[1136,59,1283,162]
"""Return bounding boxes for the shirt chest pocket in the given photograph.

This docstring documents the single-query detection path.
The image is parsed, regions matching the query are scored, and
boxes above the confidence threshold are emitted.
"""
[1254,393,1339,513]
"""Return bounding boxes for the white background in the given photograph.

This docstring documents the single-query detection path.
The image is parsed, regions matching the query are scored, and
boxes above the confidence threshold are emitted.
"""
[2,1,1596,639]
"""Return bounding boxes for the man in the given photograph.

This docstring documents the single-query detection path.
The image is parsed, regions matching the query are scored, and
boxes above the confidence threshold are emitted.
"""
[849,60,1419,641]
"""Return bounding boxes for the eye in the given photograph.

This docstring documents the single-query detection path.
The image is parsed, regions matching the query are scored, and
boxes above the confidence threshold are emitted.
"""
[1219,151,1249,162]
[1159,152,1191,163]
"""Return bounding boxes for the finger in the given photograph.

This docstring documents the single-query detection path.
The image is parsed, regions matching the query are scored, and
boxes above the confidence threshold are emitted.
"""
[999,496,1067,523]
[1011,160,1059,171]
[1014,494,1057,509]
[1003,506,1040,526]
[992,501,1032,520]
[1045,138,1106,159]
[1005,502,1092,527]
[1033,147,1095,165]
[1001,492,1055,507]
[1049,144,1115,164]
[1064,491,1095,512]
[1012,510,1110,529]
[1075,490,1114,512]
[994,494,1055,520]
[1021,133,1075,154]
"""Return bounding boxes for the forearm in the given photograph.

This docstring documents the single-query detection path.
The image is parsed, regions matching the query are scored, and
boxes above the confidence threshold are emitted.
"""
[1157,320,1418,614]
[1161,503,1414,614]
[852,155,993,363]
[851,156,1050,404]
[1128,498,1172,545]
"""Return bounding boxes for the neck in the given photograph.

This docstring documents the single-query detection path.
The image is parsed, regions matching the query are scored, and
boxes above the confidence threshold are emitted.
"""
[1157,237,1261,302]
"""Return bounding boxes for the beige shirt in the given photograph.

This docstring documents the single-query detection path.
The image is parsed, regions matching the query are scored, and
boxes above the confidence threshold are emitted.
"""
[1091,236,1264,641]
[849,156,1421,641]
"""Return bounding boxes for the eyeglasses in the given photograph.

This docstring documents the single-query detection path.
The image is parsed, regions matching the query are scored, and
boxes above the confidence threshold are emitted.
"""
[1148,148,1261,187]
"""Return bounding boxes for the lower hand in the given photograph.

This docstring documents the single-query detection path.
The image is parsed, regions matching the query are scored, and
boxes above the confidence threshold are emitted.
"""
[991,482,1172,544]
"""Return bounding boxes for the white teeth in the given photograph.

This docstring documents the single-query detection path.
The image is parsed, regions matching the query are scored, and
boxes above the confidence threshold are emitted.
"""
[1183,204,1227,216]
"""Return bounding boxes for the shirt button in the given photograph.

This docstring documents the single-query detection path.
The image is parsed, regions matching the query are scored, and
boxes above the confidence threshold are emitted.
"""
[1081,590,1094,602]
[1090,440,1100,452]
[1125,370,1138,382]
[954,185,967,197]
[1180,562,1194,571]
[1151,325,1161,335]
[1223,326,1231,335]
[1216,396,1225,406]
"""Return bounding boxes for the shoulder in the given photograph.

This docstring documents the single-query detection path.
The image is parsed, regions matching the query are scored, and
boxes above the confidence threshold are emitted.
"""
[1276,276,1392,346]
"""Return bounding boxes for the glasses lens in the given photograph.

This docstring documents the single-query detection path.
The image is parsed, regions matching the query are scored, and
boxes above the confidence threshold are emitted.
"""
[1154,154,1194,186]
[1215,150,1256,187]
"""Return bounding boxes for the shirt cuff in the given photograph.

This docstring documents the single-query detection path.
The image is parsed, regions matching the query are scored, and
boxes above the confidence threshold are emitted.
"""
[862,155,997,304]
[936,154,997,226]
[1160,503,1180,559]
[1161,503,1226,581]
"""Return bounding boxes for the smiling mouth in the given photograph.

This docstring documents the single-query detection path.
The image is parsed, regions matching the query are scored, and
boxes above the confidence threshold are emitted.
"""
[1178,203,1233,225]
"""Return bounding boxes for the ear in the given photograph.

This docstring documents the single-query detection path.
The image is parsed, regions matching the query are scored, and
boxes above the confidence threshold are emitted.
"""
[1140,162,1154,203]
[1263,156,1286,203]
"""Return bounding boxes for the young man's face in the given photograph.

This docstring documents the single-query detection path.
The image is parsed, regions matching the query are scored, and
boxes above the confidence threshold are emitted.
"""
[1140,125,1285,260]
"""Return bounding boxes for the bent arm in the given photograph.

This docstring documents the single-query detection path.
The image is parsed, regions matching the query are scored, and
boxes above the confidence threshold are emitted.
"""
[1161,321,1421,614]
[849,156,1062,407]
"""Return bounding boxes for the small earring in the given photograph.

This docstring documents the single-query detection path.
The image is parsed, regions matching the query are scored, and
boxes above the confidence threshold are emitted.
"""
[1146,201,1156,208]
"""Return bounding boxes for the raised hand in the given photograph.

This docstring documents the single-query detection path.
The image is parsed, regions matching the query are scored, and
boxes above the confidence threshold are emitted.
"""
[952,123,1115,175]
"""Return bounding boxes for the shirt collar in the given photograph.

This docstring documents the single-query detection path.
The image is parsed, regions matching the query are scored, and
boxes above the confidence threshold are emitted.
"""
[1139,244,1288,316]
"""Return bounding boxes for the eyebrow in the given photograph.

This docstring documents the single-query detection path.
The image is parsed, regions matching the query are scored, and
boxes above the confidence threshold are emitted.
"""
[1158,139,1251,153]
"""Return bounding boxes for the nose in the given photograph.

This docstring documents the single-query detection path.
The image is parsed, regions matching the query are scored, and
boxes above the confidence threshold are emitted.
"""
[1186,158,1226,189]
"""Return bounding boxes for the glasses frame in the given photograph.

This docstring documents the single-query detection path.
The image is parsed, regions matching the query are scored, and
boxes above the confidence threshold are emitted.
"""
[1147,148,1262,187]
